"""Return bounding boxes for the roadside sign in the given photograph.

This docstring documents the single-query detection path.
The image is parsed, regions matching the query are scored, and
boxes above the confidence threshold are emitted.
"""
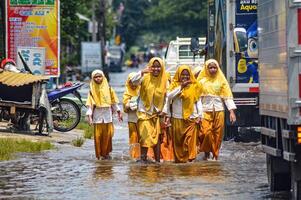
[6,0,60,77]
[81,42,102,73]
[17,46,46,75]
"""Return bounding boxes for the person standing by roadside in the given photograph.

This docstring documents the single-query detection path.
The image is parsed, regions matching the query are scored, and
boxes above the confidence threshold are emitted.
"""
[86,70,123,160]
[130,57,168,162]
[197,59,236,160]
[164,65,203,163]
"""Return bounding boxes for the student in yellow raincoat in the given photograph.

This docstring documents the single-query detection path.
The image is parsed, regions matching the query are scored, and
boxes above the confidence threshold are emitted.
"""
[164,65,203,163]
[130,57,168,162]
[123,72,141,159]
[197,59,237,160]
[86,70,123,160]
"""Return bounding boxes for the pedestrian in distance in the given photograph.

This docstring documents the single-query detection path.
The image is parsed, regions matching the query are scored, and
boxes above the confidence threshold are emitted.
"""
[197,59,236,160]
[86,70,123,160]
[164,65,203,163]
[130,57,168,162]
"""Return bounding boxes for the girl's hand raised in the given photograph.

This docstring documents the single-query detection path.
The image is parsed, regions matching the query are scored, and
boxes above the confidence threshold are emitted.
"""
[141,67,153,75]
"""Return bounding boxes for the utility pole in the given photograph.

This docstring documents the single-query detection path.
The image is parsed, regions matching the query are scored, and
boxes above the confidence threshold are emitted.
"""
[92,0,97,42]
[98,0,109,81]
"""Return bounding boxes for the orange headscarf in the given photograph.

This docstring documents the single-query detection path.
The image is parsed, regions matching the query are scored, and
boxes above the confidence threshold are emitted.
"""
[169,65,203,119]
[139,57,167,111]
[197,59,233,98]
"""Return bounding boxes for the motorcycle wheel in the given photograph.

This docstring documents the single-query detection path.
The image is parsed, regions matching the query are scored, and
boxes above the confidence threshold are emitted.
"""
[51,98,81,132]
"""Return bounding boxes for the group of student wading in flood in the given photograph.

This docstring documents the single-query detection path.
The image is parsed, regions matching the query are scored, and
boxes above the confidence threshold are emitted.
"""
[85,57,237,163]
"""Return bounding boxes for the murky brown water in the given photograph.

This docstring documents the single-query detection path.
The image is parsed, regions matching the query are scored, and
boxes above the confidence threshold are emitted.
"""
[0,124,289,200]
[0,70,289,200]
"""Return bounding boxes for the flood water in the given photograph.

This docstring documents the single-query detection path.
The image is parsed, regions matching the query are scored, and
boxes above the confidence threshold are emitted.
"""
[0,68,289,200]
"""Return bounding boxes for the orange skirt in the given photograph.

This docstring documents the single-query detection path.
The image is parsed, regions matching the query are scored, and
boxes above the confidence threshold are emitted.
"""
[160,124,174,162]
[172,118,198,163]
[128,122,155,160]
[94,123,114,159]
[128,122,140,159]
[199,111,225,159]
[137,114,161,148]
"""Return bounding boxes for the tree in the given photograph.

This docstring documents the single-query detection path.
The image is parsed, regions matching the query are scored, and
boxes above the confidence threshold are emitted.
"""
[118,0,207,47]
[120,0,151,49]
[145,0,207,40]
[60,0,89,68]
[60,0,116,69]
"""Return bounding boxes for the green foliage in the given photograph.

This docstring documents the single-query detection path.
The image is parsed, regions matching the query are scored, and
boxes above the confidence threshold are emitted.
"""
[77,121,93,139]
[60,0,208,66]
[121,0,151,48]
[60,0,89,67]
[72,137,85,147]
[145,0,207,40]
[0,139,54,161]
[60,0,116,67]
[119,0,207,47]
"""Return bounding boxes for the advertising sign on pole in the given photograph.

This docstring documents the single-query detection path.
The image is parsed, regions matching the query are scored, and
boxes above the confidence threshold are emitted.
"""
[17,46,46,74]
[81,42,102,73]
[6,0,60,77]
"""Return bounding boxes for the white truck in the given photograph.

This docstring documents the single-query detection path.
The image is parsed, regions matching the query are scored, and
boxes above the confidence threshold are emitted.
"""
[164,37,206,77]
[258,0,301,198]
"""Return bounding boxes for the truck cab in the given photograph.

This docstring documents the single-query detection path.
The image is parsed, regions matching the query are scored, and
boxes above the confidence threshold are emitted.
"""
[164,37,206,77]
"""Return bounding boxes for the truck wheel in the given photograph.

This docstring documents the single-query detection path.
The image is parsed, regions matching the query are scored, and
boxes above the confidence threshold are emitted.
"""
[266,154,291,191]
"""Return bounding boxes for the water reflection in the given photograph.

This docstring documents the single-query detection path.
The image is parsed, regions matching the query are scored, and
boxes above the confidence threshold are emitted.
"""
[93,161,114,180]
[128,161,227,183]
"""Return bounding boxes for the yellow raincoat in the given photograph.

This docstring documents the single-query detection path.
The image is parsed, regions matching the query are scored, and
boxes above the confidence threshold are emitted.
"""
[86,70,119,159]
[168,65,202,162]
[123,72,140,112]
[139,57,167,112]
[197,59,234,159]
[168,65,203,120]
[123,73,140,159]
[138,57,167,148]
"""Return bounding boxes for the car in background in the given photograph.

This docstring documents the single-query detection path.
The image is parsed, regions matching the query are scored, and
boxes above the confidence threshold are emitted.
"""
[107,45,125,72]
[164,37,206,77]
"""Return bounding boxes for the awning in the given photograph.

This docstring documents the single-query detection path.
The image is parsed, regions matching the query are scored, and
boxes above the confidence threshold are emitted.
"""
[0,71,49,87]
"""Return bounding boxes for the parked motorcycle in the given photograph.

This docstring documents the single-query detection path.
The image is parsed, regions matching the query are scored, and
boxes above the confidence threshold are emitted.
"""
[47,82,85,133]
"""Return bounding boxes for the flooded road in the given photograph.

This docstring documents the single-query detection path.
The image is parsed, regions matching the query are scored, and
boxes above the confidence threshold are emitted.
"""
[0,68,289,199]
